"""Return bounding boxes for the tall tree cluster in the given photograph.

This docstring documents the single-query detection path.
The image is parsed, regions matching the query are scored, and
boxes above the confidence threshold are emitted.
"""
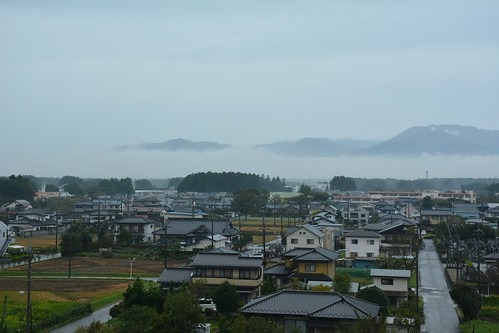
[0,175,37,205]
[329,176,357,191]
[177,172,286,193]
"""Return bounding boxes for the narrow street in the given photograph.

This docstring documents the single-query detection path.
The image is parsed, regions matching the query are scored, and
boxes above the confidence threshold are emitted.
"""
[419,239,460,333]
[49,301,119,333]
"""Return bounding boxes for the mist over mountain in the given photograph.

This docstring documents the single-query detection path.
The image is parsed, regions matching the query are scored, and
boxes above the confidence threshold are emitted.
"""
[114,138,231,152]
[254,138,379,157]
[113,125,499,158]
[351,125,499,157]
[255,125,499,157]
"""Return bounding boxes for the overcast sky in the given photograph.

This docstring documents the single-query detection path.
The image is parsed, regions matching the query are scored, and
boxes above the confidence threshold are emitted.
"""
[1,1,499,180]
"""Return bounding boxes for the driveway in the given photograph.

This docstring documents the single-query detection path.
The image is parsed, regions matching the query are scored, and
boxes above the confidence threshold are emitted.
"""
[419,239,460,333]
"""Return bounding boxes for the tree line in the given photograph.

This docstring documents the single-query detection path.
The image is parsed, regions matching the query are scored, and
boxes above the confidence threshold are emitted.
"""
[177,172,288,193]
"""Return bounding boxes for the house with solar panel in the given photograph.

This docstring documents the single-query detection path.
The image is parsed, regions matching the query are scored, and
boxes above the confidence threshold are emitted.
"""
[239,290,380,333]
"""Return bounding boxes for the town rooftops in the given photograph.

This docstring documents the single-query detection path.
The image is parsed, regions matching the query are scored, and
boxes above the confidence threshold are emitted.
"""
[370,269,411,278]
[240,290,379,320]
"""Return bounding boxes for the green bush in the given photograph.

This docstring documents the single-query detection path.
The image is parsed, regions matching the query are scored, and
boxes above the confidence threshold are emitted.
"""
[479,306,499,322]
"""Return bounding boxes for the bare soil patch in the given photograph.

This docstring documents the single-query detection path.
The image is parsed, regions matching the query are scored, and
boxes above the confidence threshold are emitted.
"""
[5,257,166,276]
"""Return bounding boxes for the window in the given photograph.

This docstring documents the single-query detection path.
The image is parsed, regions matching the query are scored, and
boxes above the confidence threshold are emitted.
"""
[381,278,394,285]
[350,252,358,258]
[239,269,252,279]
[367,239,375,245]
[291,239,298,244]
[306,239,314,245]
[367,252,374,258]
[305,264,316,272]
[351,239,358,244]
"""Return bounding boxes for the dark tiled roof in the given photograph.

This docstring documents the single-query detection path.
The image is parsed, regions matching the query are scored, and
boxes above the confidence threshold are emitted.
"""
[115,217,155,224]
[158,267,193,283]
[293,247,339,262]
[155,219,238,237]
[345,230,381,238]
[191,252,263,268]
[264,263,293,276]
[240,290,379,320]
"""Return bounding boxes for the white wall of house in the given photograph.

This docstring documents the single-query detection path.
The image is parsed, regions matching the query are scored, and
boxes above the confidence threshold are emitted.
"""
[345,236,381,258]
[286,228,323,251]
[373,276,408,293]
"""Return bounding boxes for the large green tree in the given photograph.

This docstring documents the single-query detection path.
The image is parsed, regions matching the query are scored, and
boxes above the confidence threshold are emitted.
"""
[212,281,242,315]
[356,286,389,316]
[0,175,37,205]
[450,283,481,321]
[333,271,351,294]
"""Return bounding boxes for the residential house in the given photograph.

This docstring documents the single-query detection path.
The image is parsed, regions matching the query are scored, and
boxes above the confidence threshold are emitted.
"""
[0,221,14,256]
[190,249,263,303]
[370,269,411,305]
[452,204,480,219]
[344,230,382,268]
[485,205,499,218]
[420,208,453,226]
[239,290,380,333]
[113,217,158,243]
[153,218,239,251]
[313,218,343,250]
[280,247,339,286]
[285,224,324,251]
[7,217,57,236]
[310,207,337,222]
[158,267,194,290]
[335,202,371,227]
[0,200,32,212]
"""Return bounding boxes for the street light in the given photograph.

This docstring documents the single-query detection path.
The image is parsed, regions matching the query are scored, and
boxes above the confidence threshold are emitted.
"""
[129,258,136,279]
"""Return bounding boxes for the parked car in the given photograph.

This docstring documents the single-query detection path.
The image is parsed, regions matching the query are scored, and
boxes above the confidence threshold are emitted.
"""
[198,298,217,312]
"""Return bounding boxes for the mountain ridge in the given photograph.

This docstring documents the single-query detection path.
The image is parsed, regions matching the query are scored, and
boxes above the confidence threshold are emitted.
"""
[113,125,499,157]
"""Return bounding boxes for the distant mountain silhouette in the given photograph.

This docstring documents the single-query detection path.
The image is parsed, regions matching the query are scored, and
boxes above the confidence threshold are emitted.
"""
[254,125,499,157]
[351,125,499,157]
[115,138,230,152]
[254,138,379,157]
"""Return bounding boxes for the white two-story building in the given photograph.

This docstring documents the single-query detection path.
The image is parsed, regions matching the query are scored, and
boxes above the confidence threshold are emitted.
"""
[345,229,382,268]
[285,224,324,251]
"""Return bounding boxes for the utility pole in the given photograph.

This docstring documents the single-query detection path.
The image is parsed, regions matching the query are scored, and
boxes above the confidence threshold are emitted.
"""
[262,214,266,265]
[26,250,33,333]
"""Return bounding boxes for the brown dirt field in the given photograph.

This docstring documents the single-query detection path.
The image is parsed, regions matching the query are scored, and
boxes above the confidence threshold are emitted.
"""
[4,257,166,276]
[0,278,131,303]
[15,235,58,249]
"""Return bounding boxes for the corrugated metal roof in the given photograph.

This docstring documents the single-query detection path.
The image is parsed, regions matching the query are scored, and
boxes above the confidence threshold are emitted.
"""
[370,269,411,278]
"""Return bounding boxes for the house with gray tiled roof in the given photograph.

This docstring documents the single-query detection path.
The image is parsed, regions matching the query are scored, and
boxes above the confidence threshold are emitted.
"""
[239,289,380,332]
[158,248,263,302]
[190,249,263,303]
[345,230,382,268]
[285,224,324,251]
[282,247,339,286]
[113,216,158,243]
[153,218,239,251]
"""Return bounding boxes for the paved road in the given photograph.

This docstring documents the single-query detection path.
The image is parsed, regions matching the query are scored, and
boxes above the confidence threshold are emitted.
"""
[419,239,460,333]
[50,302,119,333]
